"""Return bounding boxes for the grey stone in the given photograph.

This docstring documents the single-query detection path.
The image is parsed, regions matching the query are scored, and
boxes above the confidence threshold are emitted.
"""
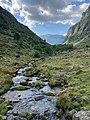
[7,105,13,110]
[13,111,18,116]
[69,109,77,116]
[55,73,64,80]
[73,111,90,120]
[13,100,20,103]
[81,96,90,102]
[35,95,44,101]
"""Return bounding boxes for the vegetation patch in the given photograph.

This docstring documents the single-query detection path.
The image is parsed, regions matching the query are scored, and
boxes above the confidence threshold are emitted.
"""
[14,86,29,91]
[0,80,13,95]
[29,82,42,89]
[0,101,9,116]
[22,112,32,120]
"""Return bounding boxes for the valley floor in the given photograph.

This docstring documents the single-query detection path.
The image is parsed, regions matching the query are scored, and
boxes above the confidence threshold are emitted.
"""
[0,48,90,119]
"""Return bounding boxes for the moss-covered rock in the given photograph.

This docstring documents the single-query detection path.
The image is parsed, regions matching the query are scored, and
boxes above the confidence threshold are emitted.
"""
[14,86,29,91]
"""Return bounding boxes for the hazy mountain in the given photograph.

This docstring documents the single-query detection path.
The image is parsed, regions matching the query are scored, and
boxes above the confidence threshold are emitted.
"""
[41,34,65,45]
[65,5,90,48]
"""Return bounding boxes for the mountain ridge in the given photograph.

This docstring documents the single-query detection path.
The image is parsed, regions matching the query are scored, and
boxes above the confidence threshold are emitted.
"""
[0,6,53,58]
[65,5,90,48]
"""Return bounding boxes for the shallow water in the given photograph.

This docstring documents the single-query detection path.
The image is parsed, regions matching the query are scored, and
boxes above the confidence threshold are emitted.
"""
[3,64,65,120]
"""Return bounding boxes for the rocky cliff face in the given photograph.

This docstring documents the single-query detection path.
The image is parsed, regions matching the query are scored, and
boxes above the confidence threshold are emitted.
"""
[65,5,90,48]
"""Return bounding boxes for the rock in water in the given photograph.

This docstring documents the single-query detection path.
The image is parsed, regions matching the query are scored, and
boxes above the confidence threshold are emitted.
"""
[73,111,90,120]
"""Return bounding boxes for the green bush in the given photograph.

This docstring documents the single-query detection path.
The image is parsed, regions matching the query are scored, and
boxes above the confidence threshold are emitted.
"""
[0,80,13,95]
[72,101,81,109]
[56,94,71,112]
[33,51,40,58]
[14,32,20,40]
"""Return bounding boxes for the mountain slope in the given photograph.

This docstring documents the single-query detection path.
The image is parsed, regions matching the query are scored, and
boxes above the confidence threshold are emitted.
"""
[41,34,65,45]
[65,5,90,48]
[0,6,53,58]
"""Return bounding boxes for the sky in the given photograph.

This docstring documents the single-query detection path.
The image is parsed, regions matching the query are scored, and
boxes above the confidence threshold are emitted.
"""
[0,0,90,36]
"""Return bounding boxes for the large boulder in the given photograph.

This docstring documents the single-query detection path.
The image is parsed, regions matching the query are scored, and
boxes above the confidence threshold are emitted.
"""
[73,111,90,120]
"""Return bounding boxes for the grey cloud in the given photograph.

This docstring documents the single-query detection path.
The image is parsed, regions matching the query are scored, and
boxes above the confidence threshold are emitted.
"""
[0,0,90,27]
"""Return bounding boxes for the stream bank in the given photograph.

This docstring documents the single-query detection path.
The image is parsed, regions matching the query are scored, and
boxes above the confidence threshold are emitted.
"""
[3,61,66,120]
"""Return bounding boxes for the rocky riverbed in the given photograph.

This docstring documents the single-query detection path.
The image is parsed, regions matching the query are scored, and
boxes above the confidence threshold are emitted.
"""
[3,62,66,120]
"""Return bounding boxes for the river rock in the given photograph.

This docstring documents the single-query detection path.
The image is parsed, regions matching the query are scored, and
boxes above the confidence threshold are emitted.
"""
[2,116,7,120]
[73,111,90,120]
[55,73,64,80]
[20,81,28,86]
[7,110,12,115]
[12,100,20,103]
[35,95,44,101]
[13,111,18,116]
[69,109,77,116]
[7,105,13,110]
[81,96,90,102]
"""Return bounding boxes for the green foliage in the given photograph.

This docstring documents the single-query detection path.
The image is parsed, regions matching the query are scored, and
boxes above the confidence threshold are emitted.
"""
[14,86,29,91]
[29,82,42,89]
[49,79,57,87]
[56,94,71,111]
[14,32,20,40]
[33,51,41,58]
[52,44,73,52]
[22,112,31,120]
[49,78,68,88]
[39,115,47,120]
[0,101,9,115]
[0,80,13,95]
[0,115,4,120]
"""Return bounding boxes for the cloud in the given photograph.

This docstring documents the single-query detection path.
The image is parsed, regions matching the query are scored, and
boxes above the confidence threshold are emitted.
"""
[0,0,90,28]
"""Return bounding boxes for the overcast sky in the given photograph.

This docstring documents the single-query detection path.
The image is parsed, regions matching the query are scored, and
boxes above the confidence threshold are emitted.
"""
[0,0,90,36]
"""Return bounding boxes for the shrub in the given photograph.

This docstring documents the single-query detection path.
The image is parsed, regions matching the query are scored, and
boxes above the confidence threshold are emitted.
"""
[49,79,57,87]
[56,94,71,112]
[33,51,40,58]
[72,101,81,109]
[14,32,20,40]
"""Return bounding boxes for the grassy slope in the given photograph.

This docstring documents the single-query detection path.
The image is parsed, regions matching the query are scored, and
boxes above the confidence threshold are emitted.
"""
[36,49,90,114]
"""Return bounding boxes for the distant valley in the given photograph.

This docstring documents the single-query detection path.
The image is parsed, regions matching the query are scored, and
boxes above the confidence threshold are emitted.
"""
[41,34,65,45]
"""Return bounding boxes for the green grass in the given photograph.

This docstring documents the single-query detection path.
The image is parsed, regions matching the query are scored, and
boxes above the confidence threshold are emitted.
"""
[0,115,4,120]
[0,101,9,116]
[29,82,42,89]
[36,48,90,118]
[22,112,32,120]
[14,86,29,91]
[0,80,13,95]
